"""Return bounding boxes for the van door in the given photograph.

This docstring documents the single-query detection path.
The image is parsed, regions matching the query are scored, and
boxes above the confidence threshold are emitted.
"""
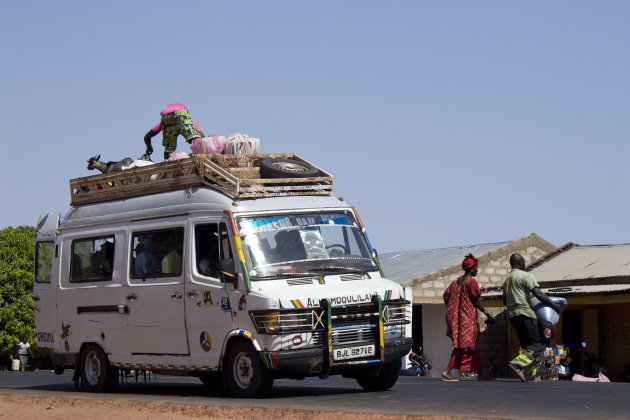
[127,218,189,363]
[33,213,60,350]
[185,218,239,369]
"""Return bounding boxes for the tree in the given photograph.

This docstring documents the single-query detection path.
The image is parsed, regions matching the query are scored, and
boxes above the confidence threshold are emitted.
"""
[0,226,35,356]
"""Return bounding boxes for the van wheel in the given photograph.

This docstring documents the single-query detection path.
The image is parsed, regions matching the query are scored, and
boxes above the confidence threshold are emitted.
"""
[260,158,319,179]
[80,343,118,392]
[356,359,401,392]
[226,341,274,397]
[199,371,225,392]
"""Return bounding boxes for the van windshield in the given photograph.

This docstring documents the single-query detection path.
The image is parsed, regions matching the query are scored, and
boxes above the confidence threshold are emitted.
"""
[237,211,376,280]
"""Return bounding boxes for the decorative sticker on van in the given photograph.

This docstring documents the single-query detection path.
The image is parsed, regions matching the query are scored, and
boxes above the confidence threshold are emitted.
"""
[291,299,305,309]
[239,214,352,234]
[237,330,255,342]
[60,322,71,351]
[37,331,54,344]
[203,291,213,307]
[262,352,279,370]
[306,293,375,307]
[199,331,212,352]
[220,297,231,313]
[281,290,399,309]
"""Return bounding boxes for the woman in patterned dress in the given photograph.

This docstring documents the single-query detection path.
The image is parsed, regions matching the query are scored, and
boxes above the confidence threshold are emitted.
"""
[442,253,495,381]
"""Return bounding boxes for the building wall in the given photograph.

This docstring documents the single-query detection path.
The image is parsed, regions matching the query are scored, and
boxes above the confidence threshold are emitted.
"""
[422,304,508,377]
[408,235,557,303]
[406,235,558,377]
[479,307,509,377]
[421,305,452,376]
[600,303,630,381]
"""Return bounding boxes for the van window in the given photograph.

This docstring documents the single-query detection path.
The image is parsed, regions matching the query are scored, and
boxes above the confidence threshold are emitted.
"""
[194,223,234,280]
[219,222,234,262]
[195,224,220,278]
[35,241,54,283]
[70,236,115,282]
[237,212,375,279]
[131,228,184,278]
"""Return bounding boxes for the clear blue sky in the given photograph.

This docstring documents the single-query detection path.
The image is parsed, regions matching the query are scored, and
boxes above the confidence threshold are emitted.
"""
[1,1,628,253]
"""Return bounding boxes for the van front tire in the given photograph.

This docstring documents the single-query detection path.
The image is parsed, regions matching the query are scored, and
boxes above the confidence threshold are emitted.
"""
[356,359,400,392]
[199,371,226,392]
[80,343,118,392]
[226,341,273,397]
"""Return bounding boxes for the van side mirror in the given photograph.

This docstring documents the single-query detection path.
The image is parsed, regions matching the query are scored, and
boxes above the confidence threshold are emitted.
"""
[220,259,239,288]
[220,259,234,275]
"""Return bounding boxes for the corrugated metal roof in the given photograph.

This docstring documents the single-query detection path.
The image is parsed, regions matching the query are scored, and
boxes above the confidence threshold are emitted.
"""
[379,241,509,284]
[484,284,630,298]
[529,244,630,282]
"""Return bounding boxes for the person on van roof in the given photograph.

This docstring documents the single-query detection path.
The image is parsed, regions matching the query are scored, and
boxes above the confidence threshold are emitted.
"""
[144,103,204,161]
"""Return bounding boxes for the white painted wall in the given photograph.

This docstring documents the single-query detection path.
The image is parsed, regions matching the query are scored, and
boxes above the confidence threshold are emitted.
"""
[421,304,452,376]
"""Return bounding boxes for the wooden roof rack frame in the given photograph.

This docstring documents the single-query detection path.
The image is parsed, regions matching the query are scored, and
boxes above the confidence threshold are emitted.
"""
[69,153,334,206]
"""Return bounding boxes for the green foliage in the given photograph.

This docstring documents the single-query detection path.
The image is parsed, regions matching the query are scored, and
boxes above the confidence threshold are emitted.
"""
[0,226,36,355]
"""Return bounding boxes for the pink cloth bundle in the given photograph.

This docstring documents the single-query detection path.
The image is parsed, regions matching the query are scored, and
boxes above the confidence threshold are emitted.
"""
[571,372,611,382]
[224,133,260,155]
[190,136,227,155]
[167,151,190,161]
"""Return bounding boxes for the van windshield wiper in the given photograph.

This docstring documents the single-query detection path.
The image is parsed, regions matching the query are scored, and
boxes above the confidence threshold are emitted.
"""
[252,272,321,280]
[312,266,369,275]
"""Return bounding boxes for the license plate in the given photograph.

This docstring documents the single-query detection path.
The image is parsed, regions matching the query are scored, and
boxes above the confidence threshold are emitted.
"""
[333,344,375,360]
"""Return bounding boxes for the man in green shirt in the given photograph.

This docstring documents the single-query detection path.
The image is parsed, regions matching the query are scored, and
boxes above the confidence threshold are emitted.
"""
[503,253,561,381]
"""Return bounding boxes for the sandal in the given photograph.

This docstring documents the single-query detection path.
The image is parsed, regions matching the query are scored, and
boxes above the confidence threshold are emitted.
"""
[441,372,459,382]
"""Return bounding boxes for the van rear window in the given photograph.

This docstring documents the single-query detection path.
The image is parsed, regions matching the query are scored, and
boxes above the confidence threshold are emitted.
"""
[35,241,54,283]
[70,236,115,282]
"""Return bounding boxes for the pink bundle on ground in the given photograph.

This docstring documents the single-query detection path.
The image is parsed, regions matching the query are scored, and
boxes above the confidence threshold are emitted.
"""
[167,151,190,161]
[572,372,611,382]
[225,133,260,155]
[190,136,227,155]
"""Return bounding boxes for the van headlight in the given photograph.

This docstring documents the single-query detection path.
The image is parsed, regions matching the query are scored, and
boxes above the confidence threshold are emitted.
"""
[250,310,313,334]
[382,299,411,325]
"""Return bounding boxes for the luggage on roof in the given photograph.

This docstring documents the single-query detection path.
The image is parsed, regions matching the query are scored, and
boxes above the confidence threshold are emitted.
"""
[69,154,334,206]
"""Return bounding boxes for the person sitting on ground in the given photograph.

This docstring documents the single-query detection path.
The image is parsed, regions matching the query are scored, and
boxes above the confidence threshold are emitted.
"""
[144,103,204,161]
[16,337,34,372]
[442,253,495,381]
[503,253,561,382]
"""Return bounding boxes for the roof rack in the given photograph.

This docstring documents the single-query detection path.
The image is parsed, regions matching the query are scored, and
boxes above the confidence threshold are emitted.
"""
[69,154,334,206]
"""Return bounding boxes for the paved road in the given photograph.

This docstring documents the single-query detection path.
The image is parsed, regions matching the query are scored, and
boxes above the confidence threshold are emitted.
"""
[1,371,629,419]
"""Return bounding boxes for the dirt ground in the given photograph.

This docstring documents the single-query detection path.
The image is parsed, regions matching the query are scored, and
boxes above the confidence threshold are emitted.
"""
[0,395,472,420]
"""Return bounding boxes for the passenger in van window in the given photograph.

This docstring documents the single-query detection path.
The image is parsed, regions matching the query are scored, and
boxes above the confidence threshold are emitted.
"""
[198,242,219,277]
[162,241,183,275]
[100,241,114,278]
[144,103,205,161]
[134,243,157,277]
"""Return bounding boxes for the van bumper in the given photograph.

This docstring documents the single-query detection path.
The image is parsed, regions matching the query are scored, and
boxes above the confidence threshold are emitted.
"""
[262,337,412,375]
